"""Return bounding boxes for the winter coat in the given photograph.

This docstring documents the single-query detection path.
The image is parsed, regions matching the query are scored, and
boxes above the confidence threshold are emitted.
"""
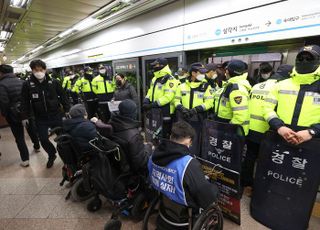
[0,73,24,119]
[96,115,148,172]
[63,117,97,152]
[114,82,138,105]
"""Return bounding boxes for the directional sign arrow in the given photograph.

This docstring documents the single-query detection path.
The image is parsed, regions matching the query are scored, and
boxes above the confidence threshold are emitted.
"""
[265,20,271,26]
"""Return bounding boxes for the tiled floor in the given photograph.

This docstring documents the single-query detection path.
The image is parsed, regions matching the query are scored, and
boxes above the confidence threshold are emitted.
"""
[1,127,320,230]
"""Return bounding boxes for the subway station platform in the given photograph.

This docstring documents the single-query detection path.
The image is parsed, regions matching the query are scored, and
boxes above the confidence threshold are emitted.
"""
[1,127,320,230]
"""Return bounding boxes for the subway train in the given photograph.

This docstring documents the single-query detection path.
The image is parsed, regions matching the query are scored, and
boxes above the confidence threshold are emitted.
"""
[1,0,320,229]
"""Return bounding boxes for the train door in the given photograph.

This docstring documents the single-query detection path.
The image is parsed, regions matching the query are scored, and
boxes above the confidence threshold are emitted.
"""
[112,58,141,119]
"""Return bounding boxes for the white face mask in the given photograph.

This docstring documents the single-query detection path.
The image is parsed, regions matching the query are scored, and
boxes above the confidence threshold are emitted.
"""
[212,73,218,80]
[196,74,205,81]
[69,74,75,79]
[99,69,106,75]
[261,73,271,80]
[34,72,45,80]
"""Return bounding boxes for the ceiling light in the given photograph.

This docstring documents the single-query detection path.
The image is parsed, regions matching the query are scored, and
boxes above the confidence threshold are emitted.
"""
[62,49,81,56]
[10,0,30,8]
[0,31,13,40]
[73,18,99,31]
[31,45,43,53]
[58,28,74,38]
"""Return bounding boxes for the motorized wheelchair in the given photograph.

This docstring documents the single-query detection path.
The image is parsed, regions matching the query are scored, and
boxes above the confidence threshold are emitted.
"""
[142,193,223,230]
[52,126,96,202]
[84,134,155,230]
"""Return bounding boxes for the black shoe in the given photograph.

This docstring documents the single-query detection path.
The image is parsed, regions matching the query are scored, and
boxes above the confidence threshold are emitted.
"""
[47,155,57,168]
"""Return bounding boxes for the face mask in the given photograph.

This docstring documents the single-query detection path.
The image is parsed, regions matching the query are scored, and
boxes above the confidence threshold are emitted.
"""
[99,69,106,75]
[212,73,218,80]
[69,74,75,79]
[295,52,320,74]
[84,73,92,79]
[34,72,45,80]
[261,73,270,80]
[116,80,122,87]
[153,66,163,72]
[196,74,205,81]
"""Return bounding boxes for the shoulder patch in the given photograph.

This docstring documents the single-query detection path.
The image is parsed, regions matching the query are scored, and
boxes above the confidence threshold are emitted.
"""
[234,96,242,104]
[169,82,174,88]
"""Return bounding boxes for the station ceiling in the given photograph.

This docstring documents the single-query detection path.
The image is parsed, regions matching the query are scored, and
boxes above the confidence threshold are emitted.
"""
[0,0,175,64]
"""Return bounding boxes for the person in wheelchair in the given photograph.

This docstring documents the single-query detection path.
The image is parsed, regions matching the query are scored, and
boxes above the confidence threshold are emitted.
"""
[92,99,149,173]
[63,104,97,153]
[148,121,219,229]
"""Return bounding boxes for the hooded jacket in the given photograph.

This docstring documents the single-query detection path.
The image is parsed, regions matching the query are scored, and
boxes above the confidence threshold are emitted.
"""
[145,65,179,116]
[96,115,149,172]
[264,67,320,137]
[63,117,97,152]
[150,139,218,209]
[0,73,24,119]
[214,73,252,135]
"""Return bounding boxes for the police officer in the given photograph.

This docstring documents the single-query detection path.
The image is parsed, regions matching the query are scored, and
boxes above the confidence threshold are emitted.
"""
[92,64,115,122]
[213,59,251,135]
[21,59,70,168]
[176,67,188,84]
[264,45,320,145]
[62,70,72,93]
[73,67,97,118]
[148,121,218,229]
[175,63,214,155]
[205,63,219,90]
[256,62,274,84]
[241,64,293,192]
[143,58,179,138]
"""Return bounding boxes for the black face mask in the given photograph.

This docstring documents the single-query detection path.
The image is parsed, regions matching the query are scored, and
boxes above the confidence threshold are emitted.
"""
[153,65,163,72]
[116,80,122,87]
[84,73,93,80]
[295,52,320,74]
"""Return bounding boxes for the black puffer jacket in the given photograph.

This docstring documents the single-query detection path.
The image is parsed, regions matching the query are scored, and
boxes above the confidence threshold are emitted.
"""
[0,73,24,118]
[63,117,97,152]
[109,115,148,172]
[114,82,138,105]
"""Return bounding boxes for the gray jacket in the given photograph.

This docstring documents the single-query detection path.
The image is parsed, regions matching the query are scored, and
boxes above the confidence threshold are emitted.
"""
[114,82,138,105]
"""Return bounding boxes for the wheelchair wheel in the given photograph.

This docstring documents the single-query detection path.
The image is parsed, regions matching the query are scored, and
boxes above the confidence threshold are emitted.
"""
[142,196,159,230]
[104,219,122,230]
[192,204,223,230]
[87,196,102,212]
[70,178,93,202]
[131,193,149,220]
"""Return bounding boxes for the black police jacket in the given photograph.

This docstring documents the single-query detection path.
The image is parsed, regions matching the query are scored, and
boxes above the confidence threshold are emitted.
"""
[21,74,70,119]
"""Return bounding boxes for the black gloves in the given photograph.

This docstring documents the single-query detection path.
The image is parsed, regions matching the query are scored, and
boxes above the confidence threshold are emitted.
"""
[143,99,159,111]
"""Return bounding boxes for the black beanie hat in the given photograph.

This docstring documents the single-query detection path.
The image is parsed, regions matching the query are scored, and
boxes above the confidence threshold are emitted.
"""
[69,104,87,118]
[118,99,137,120]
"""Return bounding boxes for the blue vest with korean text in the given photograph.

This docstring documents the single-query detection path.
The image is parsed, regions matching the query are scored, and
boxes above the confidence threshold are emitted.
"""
[148,155,193,206]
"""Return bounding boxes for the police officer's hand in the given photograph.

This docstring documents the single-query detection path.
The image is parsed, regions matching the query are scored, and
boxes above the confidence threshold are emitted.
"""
[295,130,312,144]
[21,119,29,127]
[277,126,299,145]
[188,108,197,118]
[151,102,159,108]
[142,103,153,111]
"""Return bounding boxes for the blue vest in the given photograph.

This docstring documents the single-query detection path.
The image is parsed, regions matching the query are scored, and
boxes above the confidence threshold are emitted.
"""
[148,155,193,206]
